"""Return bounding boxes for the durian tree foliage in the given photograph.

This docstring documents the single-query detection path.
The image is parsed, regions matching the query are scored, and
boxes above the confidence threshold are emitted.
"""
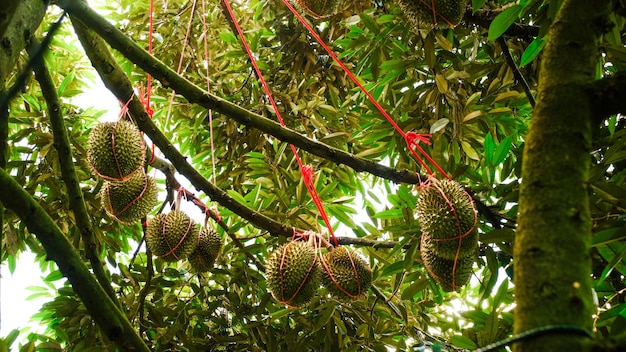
[2,0,626,351]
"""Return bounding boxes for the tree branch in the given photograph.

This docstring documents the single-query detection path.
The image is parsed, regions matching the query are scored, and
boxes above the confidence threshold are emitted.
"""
[56,0,422,185]
[0,168,150,352]
[70,17,404,249]
[26,38,120,306]
[586,72,626,126]
[497,36,536,107]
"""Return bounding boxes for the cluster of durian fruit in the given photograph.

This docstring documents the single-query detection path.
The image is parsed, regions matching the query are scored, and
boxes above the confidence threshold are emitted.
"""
[265,239,373,307]
[416,178,478,292]
[87,120,222,272]
[396,0,467,27]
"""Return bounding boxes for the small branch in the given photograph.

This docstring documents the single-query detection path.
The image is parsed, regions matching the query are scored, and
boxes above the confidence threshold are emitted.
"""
[465,9,540,38]
[57,0,423,185]
[0,168,150,352]
[497,36,536,107]
[27,37,120,307]
[586,72,626,126]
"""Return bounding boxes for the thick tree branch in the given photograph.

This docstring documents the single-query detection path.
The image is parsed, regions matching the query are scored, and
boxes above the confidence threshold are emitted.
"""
[586,72,626,126]
[27,38,120,306]
[0,0,47,84]
[70,17,404,249]
[0,168,150,352]
[56,0,422,185]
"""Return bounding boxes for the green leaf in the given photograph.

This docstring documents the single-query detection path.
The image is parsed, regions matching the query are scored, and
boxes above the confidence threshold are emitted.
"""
[520,37,546,66]
[401,278,429,300]
[493,136,512,165]
[592,228,626,247]
[481,228,515,244]
[488,5,522,41]
[449,335,477,349]
[313,304,336,332]
[472,0,487,12]
[429,118,449,134]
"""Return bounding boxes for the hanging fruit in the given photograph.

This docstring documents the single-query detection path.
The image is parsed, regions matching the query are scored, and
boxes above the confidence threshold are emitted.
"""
[320,246,372,301]
[265,240,321,307]
[146,210,200,262]
[87,120,145,182]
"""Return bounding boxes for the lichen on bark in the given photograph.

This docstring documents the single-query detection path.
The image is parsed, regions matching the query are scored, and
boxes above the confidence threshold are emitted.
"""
[514,0,611,351]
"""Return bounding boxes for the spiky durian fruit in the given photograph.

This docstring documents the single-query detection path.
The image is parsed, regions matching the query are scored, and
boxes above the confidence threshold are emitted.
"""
[291,0,341,18]
[321,246,372,300]
[421,233,474,292]
[146,210,200,262]
[87,120,145,182]
[420,229,478,260]
[100,171,158,224]
[416,179,476,241]
[188,226,223,272]
[265,241,321,307]
[397,0,467,27]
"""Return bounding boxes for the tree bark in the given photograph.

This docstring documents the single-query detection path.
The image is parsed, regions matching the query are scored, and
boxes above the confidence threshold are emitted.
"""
[514,0,610,351]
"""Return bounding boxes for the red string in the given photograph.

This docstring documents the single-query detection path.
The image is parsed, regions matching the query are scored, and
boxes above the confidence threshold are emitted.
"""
[222,0,338,246]
[281,0,451,180]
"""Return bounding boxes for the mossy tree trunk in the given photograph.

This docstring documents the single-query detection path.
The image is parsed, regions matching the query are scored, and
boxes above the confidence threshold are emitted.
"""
[514,0,610,351]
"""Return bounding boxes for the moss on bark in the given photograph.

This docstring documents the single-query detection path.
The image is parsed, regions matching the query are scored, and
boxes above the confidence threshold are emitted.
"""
[514,0,610,351]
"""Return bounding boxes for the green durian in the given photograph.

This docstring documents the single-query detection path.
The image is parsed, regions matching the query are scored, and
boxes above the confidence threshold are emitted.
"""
[421,229,478,260]
[265,241,321,307]
[397,0,467,27]
[188,226,223,272]
[146,210,199,262]
[416,179,476,240]
[421,233,474,292]
[100,171,157,224]
[87,120,145,182]
[321,246,372,300]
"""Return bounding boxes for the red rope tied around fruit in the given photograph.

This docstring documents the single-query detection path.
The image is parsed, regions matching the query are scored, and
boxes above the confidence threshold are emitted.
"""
[282,0,451,181]
[421,0,457,27]
[222,0,339,246]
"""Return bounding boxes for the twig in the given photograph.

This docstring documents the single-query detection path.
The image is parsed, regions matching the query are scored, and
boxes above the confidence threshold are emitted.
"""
[26,36,120,306]
[497,36,536,107]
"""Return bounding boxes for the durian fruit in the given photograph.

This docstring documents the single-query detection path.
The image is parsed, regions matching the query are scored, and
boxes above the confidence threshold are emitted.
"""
[265,241,321,307]
[146,210,200,262]
[421,233,475,292]
[188,226,223,272]
[321,246,372,300]
[100,171,158,224]
[291,0,341,18]
[397,0,467,27]
[421,229,478,260]
[416,178,476,241]
[87,120,145,182]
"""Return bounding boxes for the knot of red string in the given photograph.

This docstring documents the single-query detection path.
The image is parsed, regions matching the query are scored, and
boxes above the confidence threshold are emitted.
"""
[404,132,432,147]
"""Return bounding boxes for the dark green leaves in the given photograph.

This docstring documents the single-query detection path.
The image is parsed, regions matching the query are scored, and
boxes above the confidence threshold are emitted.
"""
[488,5,522,40]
